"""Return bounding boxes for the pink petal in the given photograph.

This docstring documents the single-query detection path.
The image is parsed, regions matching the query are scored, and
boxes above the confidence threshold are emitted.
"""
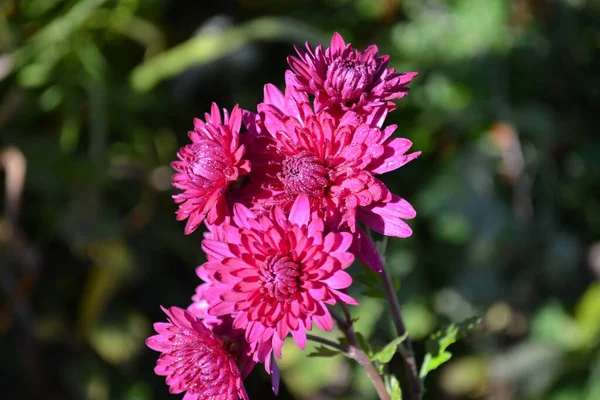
[288,195,311,226]
[323,270,353,289]
[233,311,249,328]
[291,328,307,349]
[270,353,280,395]
[322,232,347,253]
[183,211,204,235]
[202,239,234,259]
[208,300,235,316]
[247,321,266,343]
[331,289,359,306]
[371,138,420,174]
[330,32,346,53]
[351,228,384,272]
[233,203,257,229]
[330,252,355,268]
[221,290,248,302]
[313,309,334,331]
[366,107,388,128]
[307,218,324,240]
[182,392,199,400]
[358,195,416,238]
[272,333,284,358]
[263,83,285,110]
[359,209,413,238]
[146,334,170,352]
[368,194,417,219]
[309,285,328,300]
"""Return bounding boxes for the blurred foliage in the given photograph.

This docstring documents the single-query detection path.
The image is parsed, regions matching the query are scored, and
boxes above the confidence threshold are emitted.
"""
[1,0,599,399]
[420,317,482,381]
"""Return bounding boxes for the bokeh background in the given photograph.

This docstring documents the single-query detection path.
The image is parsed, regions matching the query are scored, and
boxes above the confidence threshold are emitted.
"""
[1,0,599,399]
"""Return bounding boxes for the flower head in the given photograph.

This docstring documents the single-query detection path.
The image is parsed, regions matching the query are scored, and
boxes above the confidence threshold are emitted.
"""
[146,306,253,400]
[172,103,251,234]
[288,32,417,113]
[189,272,281,395]
[243,77,420,270]
[200,195,357,362]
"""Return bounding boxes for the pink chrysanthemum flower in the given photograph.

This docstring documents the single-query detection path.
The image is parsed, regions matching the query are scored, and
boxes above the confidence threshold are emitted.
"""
[243,75,420,271]
[200,195,357,362]
[146,306,253,400]
[288,32,417,113]
[172,103,251,234]
[189,274,281,395]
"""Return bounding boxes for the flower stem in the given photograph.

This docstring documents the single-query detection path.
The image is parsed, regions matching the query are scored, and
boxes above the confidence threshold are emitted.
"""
[306,334,347,352]
[336,304,391,400]
[380,265,421,400]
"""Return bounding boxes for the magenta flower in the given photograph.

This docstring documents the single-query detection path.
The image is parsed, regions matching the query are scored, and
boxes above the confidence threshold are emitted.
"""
[189,272,281,395]
[146,306,253,400]
[172,103,251,234]
[200,195,357,362]
[288,32,417,113]
[243,77,420,270]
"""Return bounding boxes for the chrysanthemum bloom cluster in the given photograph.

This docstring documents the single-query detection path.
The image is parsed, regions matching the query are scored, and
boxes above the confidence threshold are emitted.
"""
[148,32,419,400]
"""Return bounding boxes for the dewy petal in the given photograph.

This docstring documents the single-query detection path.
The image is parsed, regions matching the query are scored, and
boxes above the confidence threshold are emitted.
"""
[351,228,384,272]
[358,195,416,238]
[171,104,251,234]
[368,194,417,219]
[146,307,252,400]
[371,138,421,174]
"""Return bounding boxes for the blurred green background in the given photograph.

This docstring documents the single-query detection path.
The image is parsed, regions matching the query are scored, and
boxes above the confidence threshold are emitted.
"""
[1,0,599,399]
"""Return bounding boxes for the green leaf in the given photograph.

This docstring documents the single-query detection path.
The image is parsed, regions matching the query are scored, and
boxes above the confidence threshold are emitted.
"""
[307,345,341,358]
[355,266,386,299]
[371,332,409,364]
[130,17,325,92]
[384,374,403,400]
[419,316,481,381]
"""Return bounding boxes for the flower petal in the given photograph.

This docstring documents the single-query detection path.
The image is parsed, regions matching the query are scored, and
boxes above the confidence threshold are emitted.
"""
[288,194,311,226]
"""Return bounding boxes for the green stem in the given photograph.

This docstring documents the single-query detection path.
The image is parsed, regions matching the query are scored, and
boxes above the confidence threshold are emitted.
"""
[337,304,391,400]
[306,334,347,353]
[380,259,422,399]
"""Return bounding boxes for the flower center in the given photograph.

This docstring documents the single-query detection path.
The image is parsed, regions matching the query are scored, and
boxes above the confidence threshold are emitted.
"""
[325,57,374,103]
[278,151,328,198]
[259,254,301,302]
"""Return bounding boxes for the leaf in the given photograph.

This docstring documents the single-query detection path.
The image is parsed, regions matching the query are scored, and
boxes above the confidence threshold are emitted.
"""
[130,17,325,92]
[384,374,403,400]
[355,266,386,299]
[393,277,401,292]
[307,345,341,358]
[419,316,481,381]
[371,332,409,364]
